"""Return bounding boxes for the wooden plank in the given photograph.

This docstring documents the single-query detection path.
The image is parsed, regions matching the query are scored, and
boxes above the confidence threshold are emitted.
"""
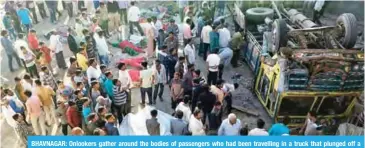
[289,26,336,33]
[292,49,363,54]
[232,105,259,116]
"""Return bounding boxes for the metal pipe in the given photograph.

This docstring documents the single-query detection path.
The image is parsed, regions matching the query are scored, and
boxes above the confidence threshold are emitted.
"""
[271,0,282,19]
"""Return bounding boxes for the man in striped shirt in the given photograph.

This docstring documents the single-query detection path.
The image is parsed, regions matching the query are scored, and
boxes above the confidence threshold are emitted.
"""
[112,79,128,124]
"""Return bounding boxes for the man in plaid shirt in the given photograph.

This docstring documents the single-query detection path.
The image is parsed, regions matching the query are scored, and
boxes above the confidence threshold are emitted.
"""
[13,113,35,145]
[39,66,56,90]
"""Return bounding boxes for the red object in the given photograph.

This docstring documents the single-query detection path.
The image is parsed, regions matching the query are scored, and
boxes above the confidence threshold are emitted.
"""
[39,46,52,64]
[118,40,144,53]
[66,106,81,128]
[28,33,39,50]
[118,57,144,69]
[128,69,141,82]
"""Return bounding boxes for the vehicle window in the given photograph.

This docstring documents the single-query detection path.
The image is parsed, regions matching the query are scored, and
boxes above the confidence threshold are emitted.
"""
[317,96,354,115]
[278,97,315,116]
[259,74,270,103]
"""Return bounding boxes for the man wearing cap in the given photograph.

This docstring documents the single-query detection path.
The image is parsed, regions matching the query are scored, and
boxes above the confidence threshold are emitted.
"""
[128,1,144,36]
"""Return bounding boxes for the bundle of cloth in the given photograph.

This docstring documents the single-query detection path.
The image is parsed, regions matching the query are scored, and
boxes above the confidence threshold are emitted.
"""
[116,57,146,82]
[111,40,145,56]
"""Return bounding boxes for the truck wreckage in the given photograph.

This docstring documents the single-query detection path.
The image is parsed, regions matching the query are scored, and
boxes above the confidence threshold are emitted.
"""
[232,1,364,135]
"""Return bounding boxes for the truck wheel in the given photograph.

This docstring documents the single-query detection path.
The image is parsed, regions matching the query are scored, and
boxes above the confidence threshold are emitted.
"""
[336,13,357,49]
[246,7,274,24]
[271,19,288,53]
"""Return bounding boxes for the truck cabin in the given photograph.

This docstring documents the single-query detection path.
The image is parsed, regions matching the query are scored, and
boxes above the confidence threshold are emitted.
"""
[232,1,364,132]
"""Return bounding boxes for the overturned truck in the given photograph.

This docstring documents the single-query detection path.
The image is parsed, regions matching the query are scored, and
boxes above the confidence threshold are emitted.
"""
[232,1,364,134]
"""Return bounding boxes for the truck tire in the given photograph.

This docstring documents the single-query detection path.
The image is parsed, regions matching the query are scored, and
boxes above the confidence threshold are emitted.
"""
[336,13,357,49]
[246,7,274,24]
[271,19,288,53]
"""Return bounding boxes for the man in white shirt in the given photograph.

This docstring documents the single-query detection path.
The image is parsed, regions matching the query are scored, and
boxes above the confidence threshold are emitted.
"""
[93,29,111,65]
[218,25,231,48]
[128,2,144,36]
[140,61,154,105]
[218,113,241,136]
[301,111,320,135]
[201,21,212,60]
[14,33,31,70]
[175,97,191,123]
[218,47,233,66]
[152,16,162,51]
[117,63,132,90]
[49,31,67,69]
[86,59,102,85]
[153,60,166,103]
[206,50,220,85]
[189,109,205,135]
[184,39,195,65]
[248,119,269,136]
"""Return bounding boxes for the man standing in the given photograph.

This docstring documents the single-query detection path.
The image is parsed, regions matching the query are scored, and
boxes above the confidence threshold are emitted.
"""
[98,3,109,37]
[66,101,82,129]
[183,19,192,46]
[86,59,102,84]
[117,63,132,112]
[39,66,56,90]
[140,62,154,105]
[68,28,80,57]
[26,1,38,24]
[112,79,128,124]
[105,114,119,135]
[218,24,231,48]
[170,110,189,135]
[269,116,290,136]
[184,39,196,65]
[207,102,222,135]
[209,25,220,54]
[164,32,179,54]
[50,31,67,69]
[27,29,39,51]
[128,2,144,36]
[230,30,244,67]
[46,1,58,24]
[201,21,212,60]
[2,12,17,40]
[300,111,320,135]
[248,119,269,136]
[118,1,129,24]
[21,46,39,78]
[152,16,163,50]
[1,30,22,72]
[25,90,46,135]
[34,80,56,125]
[86,113,99,135]
[36,1,47,19]
[14,77,27,103]
[146,110,160,135]
[170,72,184,109]
[175,97,191,123]
[65,1,74,17]
[17,4,33,32]
[167,19,179,37]
[94,29,111,65]
[189,109,205,135]
[13,113,34,145]
[107,1,121,34]
[218,113,241,136]
[153,60,166,103]
[198,84,216,124]
[206,50,220,85]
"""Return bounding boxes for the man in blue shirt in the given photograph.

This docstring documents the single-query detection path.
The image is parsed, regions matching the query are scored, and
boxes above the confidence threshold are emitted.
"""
[103,71,114,101]
[1,30,22,72]
[269,116,291,136]
[2,12,16,40]
[105,114,119,135]
[16,4,32,32]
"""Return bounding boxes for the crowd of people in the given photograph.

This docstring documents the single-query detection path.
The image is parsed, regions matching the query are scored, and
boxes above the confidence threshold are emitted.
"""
[0,0,325,147]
